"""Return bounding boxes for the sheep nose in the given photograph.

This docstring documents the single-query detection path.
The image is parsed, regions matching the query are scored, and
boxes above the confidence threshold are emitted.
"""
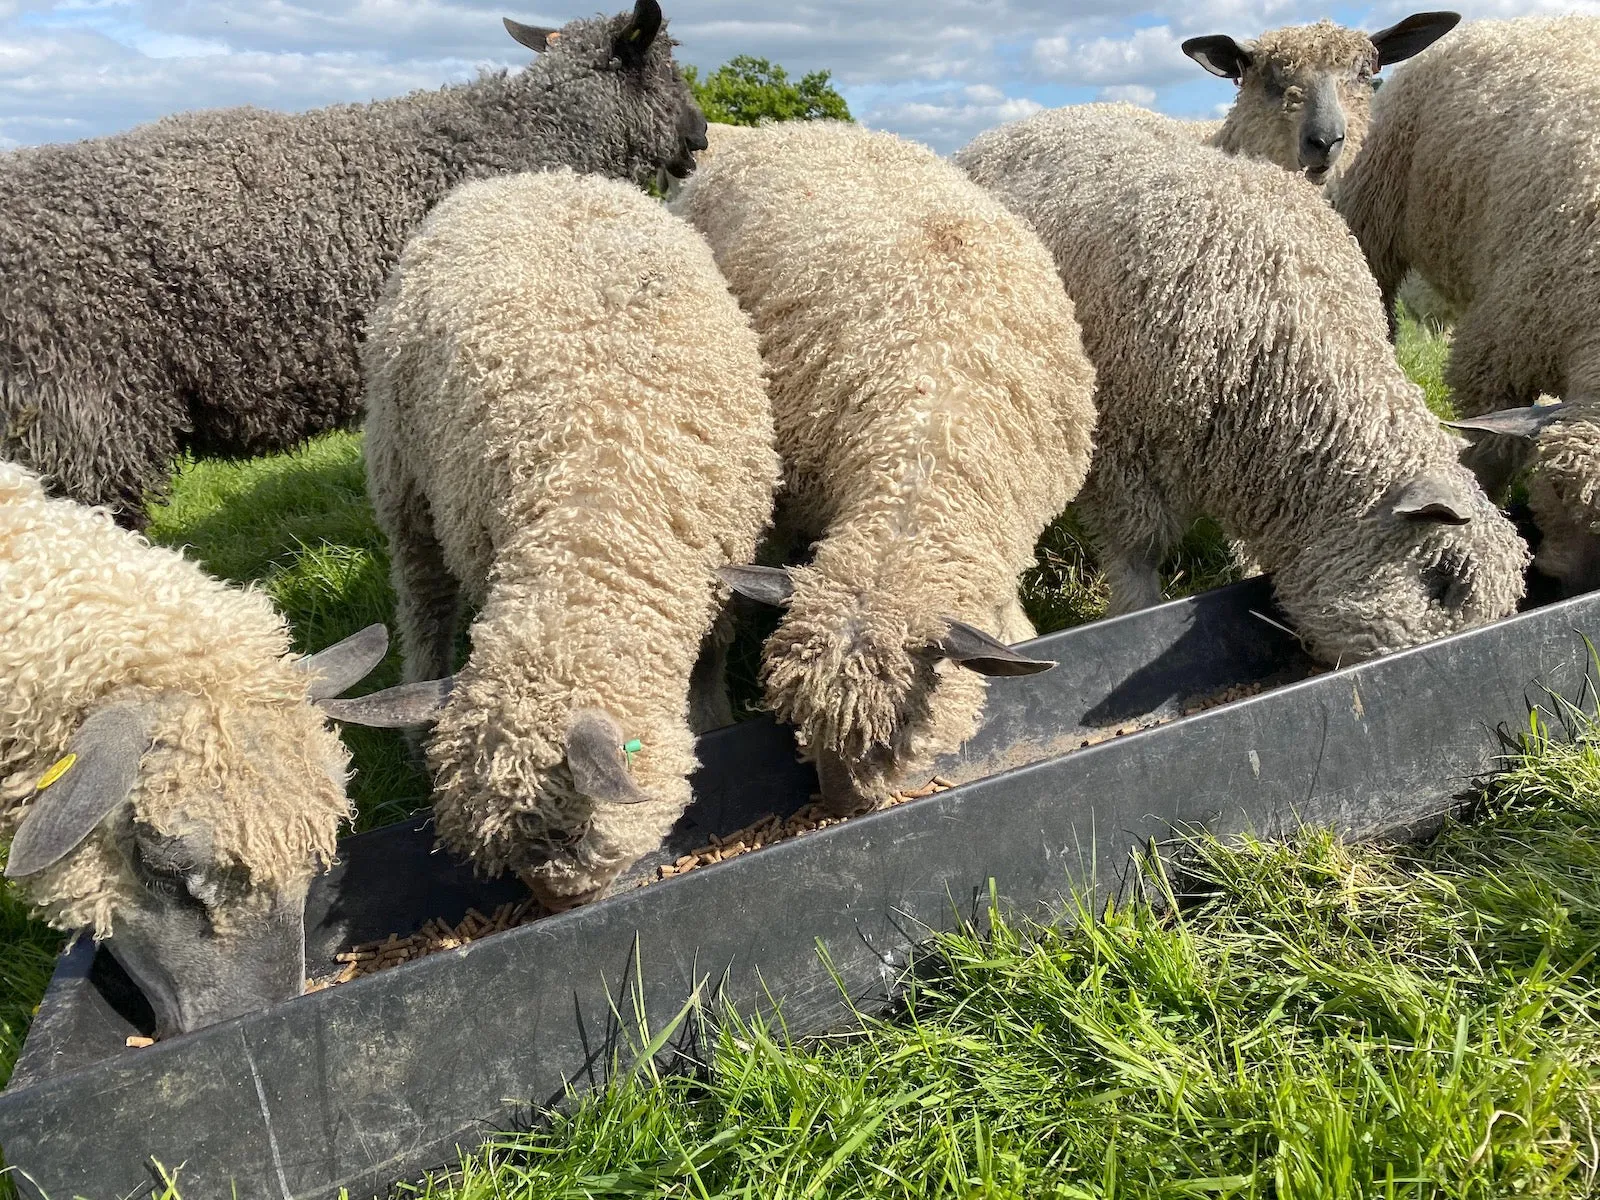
[1300,129,1345,167]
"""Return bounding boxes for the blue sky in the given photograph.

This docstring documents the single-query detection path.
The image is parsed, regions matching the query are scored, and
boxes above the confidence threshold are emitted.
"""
[0,0,1593,153]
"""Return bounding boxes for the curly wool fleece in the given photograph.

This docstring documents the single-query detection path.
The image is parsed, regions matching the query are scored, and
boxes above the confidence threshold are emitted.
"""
[671,120,1098,806]
[363,169,779,905]
[0,463,350,935]
[0,4,699,525]
[1333,16,1600,419]
[957,104,1527,664]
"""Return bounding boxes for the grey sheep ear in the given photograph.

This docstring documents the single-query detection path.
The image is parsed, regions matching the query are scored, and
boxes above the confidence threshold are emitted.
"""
[612,0,663,65]
[935,619,1057,677]
[504,17,561,52]
[1446,405,1564,441]
[317,678,454,728]
[718,564,794,608]
[1391,474,1475,525]
[6,703,157,879]
[1182,35,1252,81]
[1368,12,1460,68]
[566,709,650,805]
[294,624,390,701]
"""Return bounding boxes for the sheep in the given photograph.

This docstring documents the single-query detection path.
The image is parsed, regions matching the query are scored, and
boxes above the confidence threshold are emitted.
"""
[669,120,1097,813]
[0,0,708,528]
[955,104,1527,665]
[0,461,440,1037]
[1181,12,1459,185]
[362,168,780,910]
[1332,17,1600,411]
[1447,400,1600,598]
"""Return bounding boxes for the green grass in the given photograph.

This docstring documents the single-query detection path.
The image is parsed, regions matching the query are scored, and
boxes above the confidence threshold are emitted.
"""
[338,707,1591,1199]
[1396,301,1456,420]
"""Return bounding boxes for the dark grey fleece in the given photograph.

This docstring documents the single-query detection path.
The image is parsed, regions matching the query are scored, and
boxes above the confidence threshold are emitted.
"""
[0,5,701,524]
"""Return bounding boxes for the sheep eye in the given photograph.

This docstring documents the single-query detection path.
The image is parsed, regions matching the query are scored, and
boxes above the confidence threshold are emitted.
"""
[132,842,203,905]
[1423,553,1468,606]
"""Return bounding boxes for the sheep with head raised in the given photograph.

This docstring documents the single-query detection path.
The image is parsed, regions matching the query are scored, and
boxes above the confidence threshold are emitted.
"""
[1181,12,1458,185]
[669,120,1097,814]
[956,104,1526,664]
[1331,16,1600,597]
[363,168,780,911]
[0,462,437,1037]
[0,0,707,528]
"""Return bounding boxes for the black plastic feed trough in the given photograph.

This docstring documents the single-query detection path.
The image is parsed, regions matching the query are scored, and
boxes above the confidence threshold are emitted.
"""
[3,578,1598,1199]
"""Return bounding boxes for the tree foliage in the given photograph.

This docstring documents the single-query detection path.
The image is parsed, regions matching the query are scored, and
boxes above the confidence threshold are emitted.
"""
[682,56,852,126]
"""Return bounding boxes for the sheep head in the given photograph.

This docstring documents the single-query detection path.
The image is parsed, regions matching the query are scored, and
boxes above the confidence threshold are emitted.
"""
[1450,401,1600,598]
[1186,13,1459,184]
[504,0,708,185]
[5,625,451,1039]
[1269,468,1528,664]
[721,564,1054,814]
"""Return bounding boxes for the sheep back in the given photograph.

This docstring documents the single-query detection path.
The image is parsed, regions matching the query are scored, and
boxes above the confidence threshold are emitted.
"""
[363,168,778,892]
[957,104,1526,662]
[671,120,1097,804]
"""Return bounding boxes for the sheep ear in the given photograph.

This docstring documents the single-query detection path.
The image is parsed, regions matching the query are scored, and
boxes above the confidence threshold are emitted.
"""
[6,704,157,879]
[612,0,663,65]
[1368,12,1460,68]
[294,624,390,701]
[1182,35,1252,81]
[1391,473,1475,524]
[934,619,1057,677]
[317,678,454,727]
[566,709,650,805]
[1445,405,1564,441]
[504,17,561,53]
[718,564,794,608]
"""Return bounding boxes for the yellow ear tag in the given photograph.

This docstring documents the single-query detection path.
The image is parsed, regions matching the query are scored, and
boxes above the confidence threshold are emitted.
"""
[545,30,561,46]
[36,754,77,791]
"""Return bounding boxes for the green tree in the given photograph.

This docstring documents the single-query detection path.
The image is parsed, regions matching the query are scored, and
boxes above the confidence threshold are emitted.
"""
[682,56,852,126]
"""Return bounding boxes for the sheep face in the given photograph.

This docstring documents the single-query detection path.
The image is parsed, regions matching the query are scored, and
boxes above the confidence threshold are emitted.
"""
[1184,13,1459,184]
[1270,470,1528,664]
[8,696,352,1039]
[505,0,708,184]
[722,566,1054,814]
[1449,402,1600,599]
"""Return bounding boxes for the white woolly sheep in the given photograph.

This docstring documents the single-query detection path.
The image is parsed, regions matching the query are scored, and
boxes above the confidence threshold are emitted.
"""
[363,168,780,910]
[1332,17,1600,595]
[670,120,1098,813]
[1182,12,1458,185]
[956,104,1527,664]
[1333,17,1599,403]
[0,462,436,1037]
[0,0,707,528]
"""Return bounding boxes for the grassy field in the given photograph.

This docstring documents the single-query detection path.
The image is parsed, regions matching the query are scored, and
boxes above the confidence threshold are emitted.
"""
[16,309,1593,1200]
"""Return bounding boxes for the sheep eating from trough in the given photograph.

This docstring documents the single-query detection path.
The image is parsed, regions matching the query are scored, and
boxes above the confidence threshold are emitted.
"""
[956,104,1527,665]
[669,120,1098,813]
[0,0,707,528]
[363,168,781,911]
[1181,12,1458,185]
[0,461,442,1037]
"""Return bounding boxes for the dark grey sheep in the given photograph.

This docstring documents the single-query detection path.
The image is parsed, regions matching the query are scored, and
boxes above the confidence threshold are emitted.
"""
[0,0,706,525]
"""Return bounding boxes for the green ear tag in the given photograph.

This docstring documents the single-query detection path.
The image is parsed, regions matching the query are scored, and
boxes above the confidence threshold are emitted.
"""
[622,738,642,766]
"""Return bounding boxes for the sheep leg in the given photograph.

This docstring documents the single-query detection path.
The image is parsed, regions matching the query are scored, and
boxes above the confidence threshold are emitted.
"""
[1078,471,1175,616]
[687,605,737,733]
[376,477,460,686]
[1444,304,1546,419]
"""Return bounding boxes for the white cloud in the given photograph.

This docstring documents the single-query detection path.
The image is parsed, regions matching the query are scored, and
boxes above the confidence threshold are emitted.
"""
[0,0,1596,156]
[1099,83,1156,105]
